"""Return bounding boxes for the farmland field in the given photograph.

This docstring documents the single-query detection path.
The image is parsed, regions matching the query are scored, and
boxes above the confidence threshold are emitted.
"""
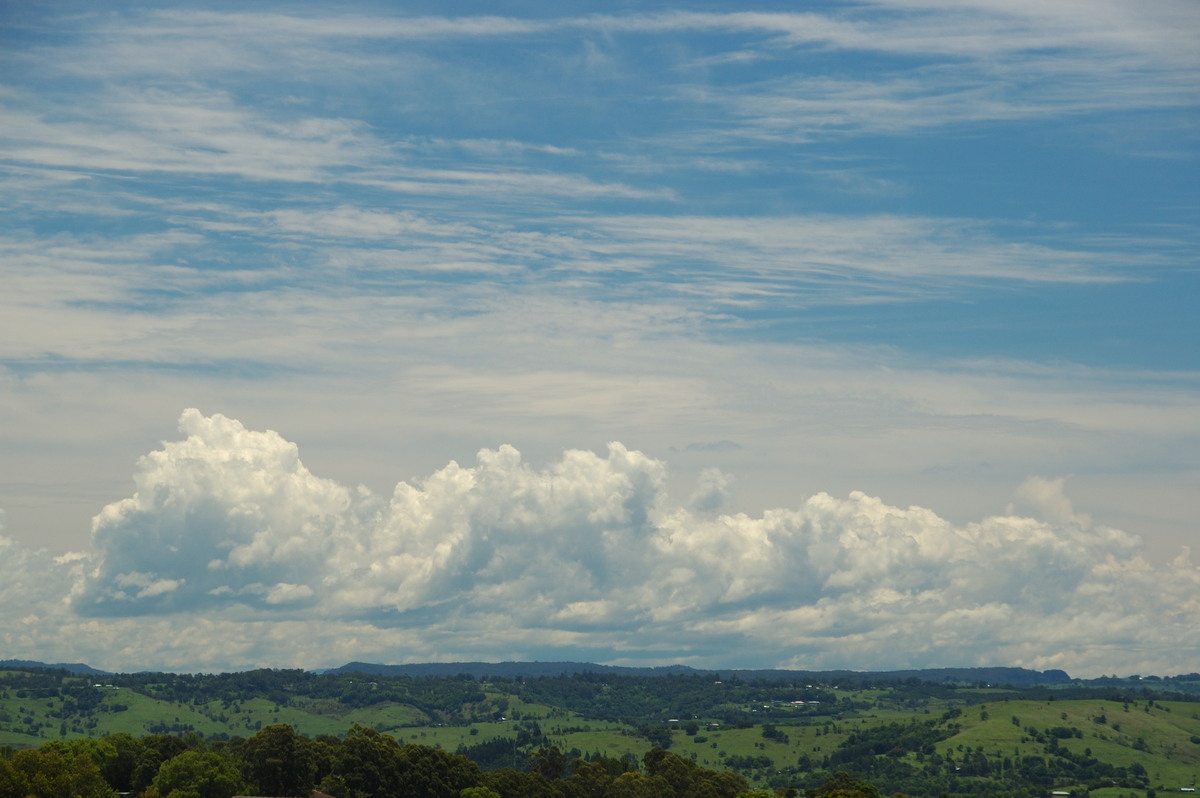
[2,665,1199,795]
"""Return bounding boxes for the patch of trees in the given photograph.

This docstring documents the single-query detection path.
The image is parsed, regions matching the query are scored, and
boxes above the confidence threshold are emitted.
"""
[723,754,774,772]
[828,720,949,765]
[456,736,528,771]
[0,669,74,692]
[4,717,1161,798]
[511,671,837,725]
[760,724,789,744]
[0,744,116,798]
[0,725,765,798]
[110,668,492,723]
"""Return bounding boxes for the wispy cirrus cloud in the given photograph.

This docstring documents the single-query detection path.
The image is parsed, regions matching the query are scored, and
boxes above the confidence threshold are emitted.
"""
[2,1,1196,676]
[0,207,1158,387]
[2,97,651,202]
[1,93,382,181]
[15,5,1194,168]
[95,5,1200,64]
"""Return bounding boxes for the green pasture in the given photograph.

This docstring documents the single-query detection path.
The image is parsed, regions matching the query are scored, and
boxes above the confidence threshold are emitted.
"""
[4,670,1200,793]
[933,697,1200,791]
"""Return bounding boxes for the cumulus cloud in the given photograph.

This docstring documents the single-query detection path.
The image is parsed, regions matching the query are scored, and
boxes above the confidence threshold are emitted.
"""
[1009,475,1092,529]
[688,468,735,513]
[1,410,1196,674]
[74,409,353,615]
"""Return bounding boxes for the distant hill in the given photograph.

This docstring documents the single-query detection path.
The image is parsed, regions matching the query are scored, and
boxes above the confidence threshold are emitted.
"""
[322,660,698,678]
[3,661,1196,794]
[0,658,1076,687]
[0,659,110,676]
[723,666,1072,687]
[323,661,1071,686]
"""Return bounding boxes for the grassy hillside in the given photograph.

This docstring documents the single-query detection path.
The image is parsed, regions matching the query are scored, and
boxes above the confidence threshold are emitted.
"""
[933,697,1200,793]
[3,667,1199,795]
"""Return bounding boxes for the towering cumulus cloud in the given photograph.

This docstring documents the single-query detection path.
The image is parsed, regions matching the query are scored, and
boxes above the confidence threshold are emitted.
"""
[75,410,669,619]
[1,409,1195,673]
[77,409,353,613]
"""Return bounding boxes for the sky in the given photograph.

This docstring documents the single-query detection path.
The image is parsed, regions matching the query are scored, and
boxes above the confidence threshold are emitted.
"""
[0,1,1197,676]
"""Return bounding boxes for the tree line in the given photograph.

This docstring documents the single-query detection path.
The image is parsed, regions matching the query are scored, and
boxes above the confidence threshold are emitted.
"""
[0,723,897,798]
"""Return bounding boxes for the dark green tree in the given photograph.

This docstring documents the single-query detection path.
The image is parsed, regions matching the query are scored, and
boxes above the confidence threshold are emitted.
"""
[7,747,117,798]
[565,759,611,798]
[644,748,694,795]
[810,771,882,798]
[330,724,405,798]
[100,732,143,791]
[530,746,568,781]
[241,723,317,796]
[132,733,192,793]
[481,767,563,798]
[395,743,481,798]
[606,771,671,798]
[149,750,243,798]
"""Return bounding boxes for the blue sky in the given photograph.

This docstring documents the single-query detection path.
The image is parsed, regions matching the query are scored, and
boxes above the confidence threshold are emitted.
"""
[1,1,1198,675]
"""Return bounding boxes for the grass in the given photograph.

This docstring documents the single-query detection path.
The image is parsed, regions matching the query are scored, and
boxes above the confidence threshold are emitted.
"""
[4,675,1200,792]
[935,698,1200,791]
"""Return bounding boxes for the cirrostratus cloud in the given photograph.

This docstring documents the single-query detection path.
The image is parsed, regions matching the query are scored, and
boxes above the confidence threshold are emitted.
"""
[33,409,1196,674]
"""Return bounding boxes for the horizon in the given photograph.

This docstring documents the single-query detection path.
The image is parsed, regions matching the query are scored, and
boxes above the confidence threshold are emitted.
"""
[15,654,1200,684]
[0,657,1083,679]
[1,2,1197,677]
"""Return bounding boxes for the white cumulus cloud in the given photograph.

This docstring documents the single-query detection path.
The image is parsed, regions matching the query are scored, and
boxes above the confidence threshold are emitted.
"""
[0,409,1194,675]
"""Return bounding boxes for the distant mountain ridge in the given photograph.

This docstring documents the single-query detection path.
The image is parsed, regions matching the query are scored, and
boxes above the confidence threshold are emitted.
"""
[323,661,1072,687]
[322,661,697,679]
[0,658,1072,687]
[0,659,110,676]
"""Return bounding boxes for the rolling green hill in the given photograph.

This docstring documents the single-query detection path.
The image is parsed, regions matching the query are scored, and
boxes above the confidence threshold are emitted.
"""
[3,665,1199,796]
